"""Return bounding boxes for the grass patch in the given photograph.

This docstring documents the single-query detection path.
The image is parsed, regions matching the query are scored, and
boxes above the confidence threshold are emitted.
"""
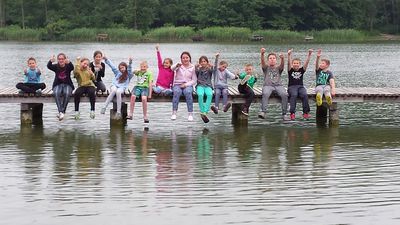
[145,26,195,41]
[200,27,251,42]
[64,28,142,42]
[311,29,367,43]
[0,26,44,41]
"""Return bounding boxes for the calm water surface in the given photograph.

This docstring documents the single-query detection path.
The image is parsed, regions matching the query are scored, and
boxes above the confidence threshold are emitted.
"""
[0,42,400,225]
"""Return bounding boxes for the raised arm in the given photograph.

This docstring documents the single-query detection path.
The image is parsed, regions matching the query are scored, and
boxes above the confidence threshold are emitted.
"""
[315,49,321,71]
[213,53,219,74]
[128,57,133,79]
[104,58,119,76]
[278,53,284,72]
[261,48,267,68]
[73,57,81,77]
[287,49,293,71]
[303,49,313,71]
[156,44,163,68]
[47,55,57,72]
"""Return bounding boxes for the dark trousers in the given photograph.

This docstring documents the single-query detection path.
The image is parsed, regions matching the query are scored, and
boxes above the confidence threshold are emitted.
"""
[288,85,310,114]
[74,86,96,111]
[238,84,254,110]
[16,82,46,93]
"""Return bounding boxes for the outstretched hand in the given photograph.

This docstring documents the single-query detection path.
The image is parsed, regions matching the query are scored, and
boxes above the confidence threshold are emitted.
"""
[155,44,160,51]
[50,55,56,63]
[288,49,293,55]
[317,49,322,57]
[308,49,314,55]
[261,48,266,54]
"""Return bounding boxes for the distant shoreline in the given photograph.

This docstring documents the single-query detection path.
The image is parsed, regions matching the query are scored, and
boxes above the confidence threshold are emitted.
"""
[1,26,399,44]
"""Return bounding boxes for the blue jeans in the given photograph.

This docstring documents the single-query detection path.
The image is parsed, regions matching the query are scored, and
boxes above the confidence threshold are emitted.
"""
[153,85,172,96]
[53,83,73,113]
[288,85,310,114]
[214,86,229,109]
[172,85,193,112]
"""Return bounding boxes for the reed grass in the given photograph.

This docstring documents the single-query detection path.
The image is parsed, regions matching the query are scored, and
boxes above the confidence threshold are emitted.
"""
[145,26,195,41]
[200,27,251,42]
[311,29,367,43]
[0,26,44,41]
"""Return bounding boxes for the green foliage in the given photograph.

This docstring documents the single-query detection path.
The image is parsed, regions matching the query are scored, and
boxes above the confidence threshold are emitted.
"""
[312,29,367,43]
[200,27,252,42]
[0,26,44,41]
[145,26,195,41]
[100,28,142,42]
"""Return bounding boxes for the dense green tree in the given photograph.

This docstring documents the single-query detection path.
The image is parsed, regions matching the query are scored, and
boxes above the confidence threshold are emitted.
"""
[1,0,399,33]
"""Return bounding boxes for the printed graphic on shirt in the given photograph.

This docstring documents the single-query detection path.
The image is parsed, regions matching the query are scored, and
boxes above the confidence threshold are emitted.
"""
[58,70,67,80]
[137,75,148,85]
[316,71,331,85]
[291,71,303,80]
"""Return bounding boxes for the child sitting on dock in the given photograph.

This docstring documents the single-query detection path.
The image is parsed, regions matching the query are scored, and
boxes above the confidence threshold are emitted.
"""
[101,55,133,119]
[153,44,174,96]
[259,48,289,121]
[127,61,153,123]
[287,49,313,120]
[16,57,46,96]
[210,53,237,114]
[73,57,96,120]
[90,50,107,93]
[238,64,257,116]
[195,55,216,123]
[315,49,335,106]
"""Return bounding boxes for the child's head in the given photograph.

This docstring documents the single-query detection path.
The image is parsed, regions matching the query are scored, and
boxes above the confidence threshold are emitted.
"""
[27,57,37,69]
[180,51,191,65]
[57,53,67,67]
[163,58,173,69]
[244,63,253,75]
[118,62,128,73]
[93,50,103,63]
[80,58,90,69]
[140,61,148,72]
[292,58,301,70]
[218,61,228,71]
[319,59,330,70]
[267,53,277,66]
[198,56,209,67]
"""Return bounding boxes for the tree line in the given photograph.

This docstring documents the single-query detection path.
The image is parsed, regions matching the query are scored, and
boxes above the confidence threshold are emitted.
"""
[0,0,399,34]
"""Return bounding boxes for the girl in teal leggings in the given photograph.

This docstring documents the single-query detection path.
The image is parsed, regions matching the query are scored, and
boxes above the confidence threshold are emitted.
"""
[195,55,216,123]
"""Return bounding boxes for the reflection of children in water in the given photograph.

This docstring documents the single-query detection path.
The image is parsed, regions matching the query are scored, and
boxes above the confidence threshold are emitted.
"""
[313,127,338,165]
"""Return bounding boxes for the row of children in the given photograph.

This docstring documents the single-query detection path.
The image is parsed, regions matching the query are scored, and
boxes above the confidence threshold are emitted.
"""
[16,45,335,123]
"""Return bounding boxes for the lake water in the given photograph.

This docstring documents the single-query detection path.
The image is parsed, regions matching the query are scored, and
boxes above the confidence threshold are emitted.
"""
[1,42,400,225]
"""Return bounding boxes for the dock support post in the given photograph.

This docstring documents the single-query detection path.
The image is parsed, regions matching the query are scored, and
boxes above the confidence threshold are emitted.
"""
[20,103,43,125]
[329,102,339,127]
[110,102,127,126]
[231,103,248,126]
[316,104,328,127]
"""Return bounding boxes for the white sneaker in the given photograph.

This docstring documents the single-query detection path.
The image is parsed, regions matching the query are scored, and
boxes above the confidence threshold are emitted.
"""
[188,115,193,121]
[56,112,60,118]
[59,112,65,121]
[115,112,122,120]
[171,114,177,120]
[100,107,106,114]
[90,111,95,119]
[74,111,80,120]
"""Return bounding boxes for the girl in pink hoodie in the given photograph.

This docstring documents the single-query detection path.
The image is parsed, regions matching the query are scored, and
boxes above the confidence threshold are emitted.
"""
[152,44,174,96]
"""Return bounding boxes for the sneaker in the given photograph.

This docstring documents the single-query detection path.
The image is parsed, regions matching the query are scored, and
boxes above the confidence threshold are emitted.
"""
[144,119,149,123]
[59,112,65,121]
[35,89,42,96]
[210,105,218,114]
[18,90,24,96]
[200,113,209,123]
[126,114,133,120]
[223,102,232,112]
[115,112,122,120]
[326,95,332,105]
[241,108,249,116]
[290,113,295,120]
[171,114,177,120]
[282,114,291,121]
[90,111,95,119]
[258,111,266,119]
[188,115,194,121]
[100,107,106,114]
[303,113,310,120]
[74,111,80,120]
[56,112,60,118]
[316,93,323,106]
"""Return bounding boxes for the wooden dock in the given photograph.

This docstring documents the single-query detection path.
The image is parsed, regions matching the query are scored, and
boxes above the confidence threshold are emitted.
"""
[0,87,399,126]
